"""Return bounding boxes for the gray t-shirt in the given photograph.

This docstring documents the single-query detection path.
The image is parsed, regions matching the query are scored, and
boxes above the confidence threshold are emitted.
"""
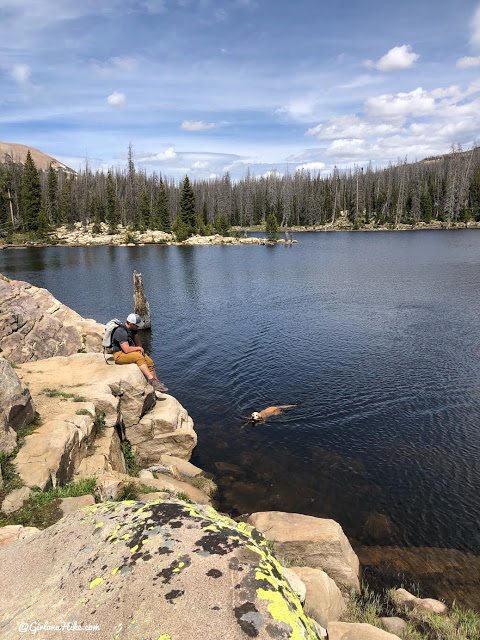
[112,325,137,354]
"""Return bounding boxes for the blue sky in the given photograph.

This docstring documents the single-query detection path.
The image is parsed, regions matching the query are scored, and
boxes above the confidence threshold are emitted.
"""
[1,0,480,180]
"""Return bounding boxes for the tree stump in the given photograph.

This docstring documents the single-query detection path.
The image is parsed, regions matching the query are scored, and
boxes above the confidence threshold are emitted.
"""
[133,270,151,329]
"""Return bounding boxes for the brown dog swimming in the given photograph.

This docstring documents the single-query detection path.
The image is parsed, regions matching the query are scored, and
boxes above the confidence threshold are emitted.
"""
[250,405,295,423]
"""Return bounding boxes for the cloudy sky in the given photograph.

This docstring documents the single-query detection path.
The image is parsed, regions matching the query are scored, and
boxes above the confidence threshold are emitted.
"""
[1,0,480,180]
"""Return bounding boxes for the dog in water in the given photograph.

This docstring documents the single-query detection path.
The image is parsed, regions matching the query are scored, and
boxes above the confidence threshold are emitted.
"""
[249,405,295,424]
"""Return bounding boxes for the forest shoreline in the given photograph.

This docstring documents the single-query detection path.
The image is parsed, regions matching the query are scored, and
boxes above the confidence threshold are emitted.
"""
[1,219,480,249]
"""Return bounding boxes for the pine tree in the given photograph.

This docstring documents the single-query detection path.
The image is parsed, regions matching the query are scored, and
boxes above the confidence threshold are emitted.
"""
[138,190,151,230]
[469,166,480,221]
[154,178,171,231]
[265,212,279,242]
[179,175,196,234]
[47,164,59,224]
[214,213,230,236]
[106,171,119,233]
[21,150,42,231]
[201,200,208,226]
[172,214,189,242]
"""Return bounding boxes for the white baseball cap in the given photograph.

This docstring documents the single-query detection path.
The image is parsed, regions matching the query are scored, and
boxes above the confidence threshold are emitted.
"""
[126,313,144,328]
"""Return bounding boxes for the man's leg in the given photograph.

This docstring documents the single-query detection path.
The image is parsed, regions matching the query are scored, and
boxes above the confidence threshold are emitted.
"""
[114,351,154,381]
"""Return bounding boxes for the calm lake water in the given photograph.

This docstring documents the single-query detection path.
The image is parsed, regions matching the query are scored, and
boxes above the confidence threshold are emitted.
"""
[2,230,480,606]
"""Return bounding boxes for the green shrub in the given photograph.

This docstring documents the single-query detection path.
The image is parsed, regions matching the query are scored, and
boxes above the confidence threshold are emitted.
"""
[121,440,138,476]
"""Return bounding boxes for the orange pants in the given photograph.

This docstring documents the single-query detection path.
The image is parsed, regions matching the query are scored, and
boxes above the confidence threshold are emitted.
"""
[113,351,155,372]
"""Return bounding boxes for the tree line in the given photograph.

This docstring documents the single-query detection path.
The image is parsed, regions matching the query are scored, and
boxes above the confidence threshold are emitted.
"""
[1,144,480,240]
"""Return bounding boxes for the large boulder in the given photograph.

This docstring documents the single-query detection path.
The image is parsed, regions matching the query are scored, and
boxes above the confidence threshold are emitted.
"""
[327,622,401,640]
[290,566,346,627]
[0,275,104,364]
[0,359,35,453]
[248,512,360,591]
[127,395,197,463]
[14,409,97,490]
[0,500,322,640]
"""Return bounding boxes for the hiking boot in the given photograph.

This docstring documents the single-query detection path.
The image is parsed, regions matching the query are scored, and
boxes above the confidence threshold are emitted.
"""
[148,378,168,392]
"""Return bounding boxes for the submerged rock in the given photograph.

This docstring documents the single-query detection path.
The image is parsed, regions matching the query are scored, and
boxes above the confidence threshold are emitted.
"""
[0,500,322,639]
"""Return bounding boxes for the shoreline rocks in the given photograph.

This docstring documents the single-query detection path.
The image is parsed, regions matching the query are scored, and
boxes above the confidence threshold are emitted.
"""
[248,511,360,591]
[0,500,322,640]
[0,359,35,453]
[0,275,104,364]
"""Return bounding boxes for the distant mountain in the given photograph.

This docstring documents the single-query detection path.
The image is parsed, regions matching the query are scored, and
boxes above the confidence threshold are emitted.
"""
[0,141,74,173]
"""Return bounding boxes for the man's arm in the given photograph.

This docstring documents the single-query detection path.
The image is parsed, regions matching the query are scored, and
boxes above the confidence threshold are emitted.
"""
[133,334,145,354]
[120,341,144,354]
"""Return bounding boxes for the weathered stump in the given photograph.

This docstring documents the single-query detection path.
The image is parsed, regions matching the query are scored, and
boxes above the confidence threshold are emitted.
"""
[133,270,151,329]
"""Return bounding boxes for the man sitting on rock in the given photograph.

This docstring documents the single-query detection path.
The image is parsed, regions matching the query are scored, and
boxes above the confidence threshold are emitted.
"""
[112,313,168,392]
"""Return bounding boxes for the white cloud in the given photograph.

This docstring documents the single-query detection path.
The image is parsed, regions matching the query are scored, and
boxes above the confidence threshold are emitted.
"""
[365,45,419,71]
[107,91,126,108]
[262,170,281,178]
[457,55,480,67]
[181,120,217,130]
[191,160,210,170]
[306,115,399,140]
[296,162,325,172]
[365,88,435,120]
[471,4,480,49]
[137,147,177,162]
[11,63,31,85]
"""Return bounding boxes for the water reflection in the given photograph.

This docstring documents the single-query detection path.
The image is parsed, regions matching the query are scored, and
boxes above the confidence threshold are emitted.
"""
[2,231,480,608]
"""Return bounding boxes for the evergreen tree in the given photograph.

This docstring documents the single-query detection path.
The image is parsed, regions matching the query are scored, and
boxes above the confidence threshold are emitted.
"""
[106,171,119,233]
[179,175,196,234]
[214,213,230,236]
[266,212,279,241]
[172,214,189,242]
[137,190,151,230]
[47,164,59,224]
[21,150,42,231]
[36,201,50,239]
[0,172,12,232]
[154,178,171,231]
[469,166,480,221]
[90,195,104,234]
[201,200,208,226]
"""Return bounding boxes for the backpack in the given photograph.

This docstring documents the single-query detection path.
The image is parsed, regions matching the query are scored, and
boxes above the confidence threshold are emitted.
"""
[102,319,123,362]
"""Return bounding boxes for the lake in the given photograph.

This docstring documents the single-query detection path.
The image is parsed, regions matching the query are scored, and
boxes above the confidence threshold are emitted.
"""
[2,230,480,607]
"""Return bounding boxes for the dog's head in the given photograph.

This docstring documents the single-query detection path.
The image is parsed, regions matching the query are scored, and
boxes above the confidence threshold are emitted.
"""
[250,412,261,422]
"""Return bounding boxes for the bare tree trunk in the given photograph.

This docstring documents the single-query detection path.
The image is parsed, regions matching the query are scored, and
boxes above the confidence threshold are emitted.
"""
[133,270,151,329]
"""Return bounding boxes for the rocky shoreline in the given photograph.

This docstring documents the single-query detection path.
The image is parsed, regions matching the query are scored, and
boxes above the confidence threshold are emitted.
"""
[1,219,479,250]
[0,274,476,639]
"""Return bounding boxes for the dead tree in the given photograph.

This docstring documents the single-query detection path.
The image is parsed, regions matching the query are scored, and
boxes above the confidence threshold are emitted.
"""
[133,270,151,330]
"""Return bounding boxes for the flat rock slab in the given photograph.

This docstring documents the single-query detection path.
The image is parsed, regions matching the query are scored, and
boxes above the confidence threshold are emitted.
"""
[248,511,360,591]
[0,500,322,640]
